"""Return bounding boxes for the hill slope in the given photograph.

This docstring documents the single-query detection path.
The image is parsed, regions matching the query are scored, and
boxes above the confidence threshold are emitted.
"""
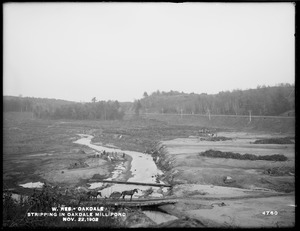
[140,84,294,116]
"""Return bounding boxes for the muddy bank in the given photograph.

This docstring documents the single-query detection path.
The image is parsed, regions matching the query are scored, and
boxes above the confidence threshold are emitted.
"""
[73,134,170,199]
[110,154,133,182]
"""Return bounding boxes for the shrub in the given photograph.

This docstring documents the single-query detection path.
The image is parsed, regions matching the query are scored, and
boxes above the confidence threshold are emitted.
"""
[253,137,294,144]
[199,149,287,161]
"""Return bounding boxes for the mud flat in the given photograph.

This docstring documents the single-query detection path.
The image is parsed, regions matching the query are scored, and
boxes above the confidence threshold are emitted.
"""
[159,194,295,228]
[158,131,295,228]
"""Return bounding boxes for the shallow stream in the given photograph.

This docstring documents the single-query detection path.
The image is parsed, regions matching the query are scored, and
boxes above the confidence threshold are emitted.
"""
[17,134,175,224]
[73,134,168,198]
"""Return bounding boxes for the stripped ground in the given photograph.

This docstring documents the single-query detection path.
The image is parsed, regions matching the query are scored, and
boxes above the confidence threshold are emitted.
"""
[3,112,295,228]
[161,133,294,192]
[159,194,295,228]
[157,132,295,227]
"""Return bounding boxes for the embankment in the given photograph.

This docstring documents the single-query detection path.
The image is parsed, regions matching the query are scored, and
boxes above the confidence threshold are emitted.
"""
[149,142,177,186]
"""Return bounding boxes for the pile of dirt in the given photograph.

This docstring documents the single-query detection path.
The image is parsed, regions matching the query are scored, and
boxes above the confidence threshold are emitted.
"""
[252,137,294,144]
[263,166,295,176]
[199,149,288,161]
[199,136,232,142]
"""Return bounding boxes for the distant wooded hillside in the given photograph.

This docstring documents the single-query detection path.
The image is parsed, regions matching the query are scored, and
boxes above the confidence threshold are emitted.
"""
[139,84,294,116]
[3,96,125,120]
[4,83,294,119]
[3,96,74,112]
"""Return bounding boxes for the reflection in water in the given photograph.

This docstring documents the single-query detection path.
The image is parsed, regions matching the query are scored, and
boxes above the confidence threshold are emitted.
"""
[74,134,167,198]
[74,134,163,183]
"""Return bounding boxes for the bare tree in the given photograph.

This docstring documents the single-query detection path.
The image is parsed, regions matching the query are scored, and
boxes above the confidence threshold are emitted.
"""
[91,97,97,103]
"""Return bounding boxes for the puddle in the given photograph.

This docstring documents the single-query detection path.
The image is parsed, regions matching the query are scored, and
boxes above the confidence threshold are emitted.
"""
[17,135,169,201]
[11,193,29,202]
[143,210,178,224]
[19,181,44,188]
[88,182,108,189]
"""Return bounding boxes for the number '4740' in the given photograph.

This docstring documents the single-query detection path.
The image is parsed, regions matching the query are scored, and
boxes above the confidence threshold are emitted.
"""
[262,211,278,215]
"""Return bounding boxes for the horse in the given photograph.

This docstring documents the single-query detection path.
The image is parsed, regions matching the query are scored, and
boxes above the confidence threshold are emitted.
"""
[109,191,122,200]
[87,191,102,201]
[121,189,138,201]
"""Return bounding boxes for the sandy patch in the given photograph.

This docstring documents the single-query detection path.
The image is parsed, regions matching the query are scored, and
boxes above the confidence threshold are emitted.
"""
[163,138,294,159]
[172,184,278,198]
[143,211,178,224]
[184,196,295,228]
[162,134,294,192]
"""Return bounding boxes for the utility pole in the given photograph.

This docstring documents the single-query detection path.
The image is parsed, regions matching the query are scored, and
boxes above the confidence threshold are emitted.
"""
[287,88,294,99]
[208,109,211,120]
[248,110,252,123]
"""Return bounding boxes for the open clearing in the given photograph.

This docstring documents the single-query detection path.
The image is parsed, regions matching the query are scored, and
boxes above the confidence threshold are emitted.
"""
[161,133,294,193]
[3,112,295,227]
[157,131,294,227]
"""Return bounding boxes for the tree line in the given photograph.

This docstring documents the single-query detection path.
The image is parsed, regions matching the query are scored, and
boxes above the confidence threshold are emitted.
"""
[140,83,294,116]
[4,83,294,119]
[50,101,124,120]
[3,96,125,120]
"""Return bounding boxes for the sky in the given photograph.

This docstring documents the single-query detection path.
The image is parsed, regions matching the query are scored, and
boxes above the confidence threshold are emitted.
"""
[3,3,295,102]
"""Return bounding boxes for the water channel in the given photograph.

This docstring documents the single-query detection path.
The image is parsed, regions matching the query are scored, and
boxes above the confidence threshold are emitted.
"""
[73,134,177,224]
[18,134,176,225]
[73,134,168,198]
